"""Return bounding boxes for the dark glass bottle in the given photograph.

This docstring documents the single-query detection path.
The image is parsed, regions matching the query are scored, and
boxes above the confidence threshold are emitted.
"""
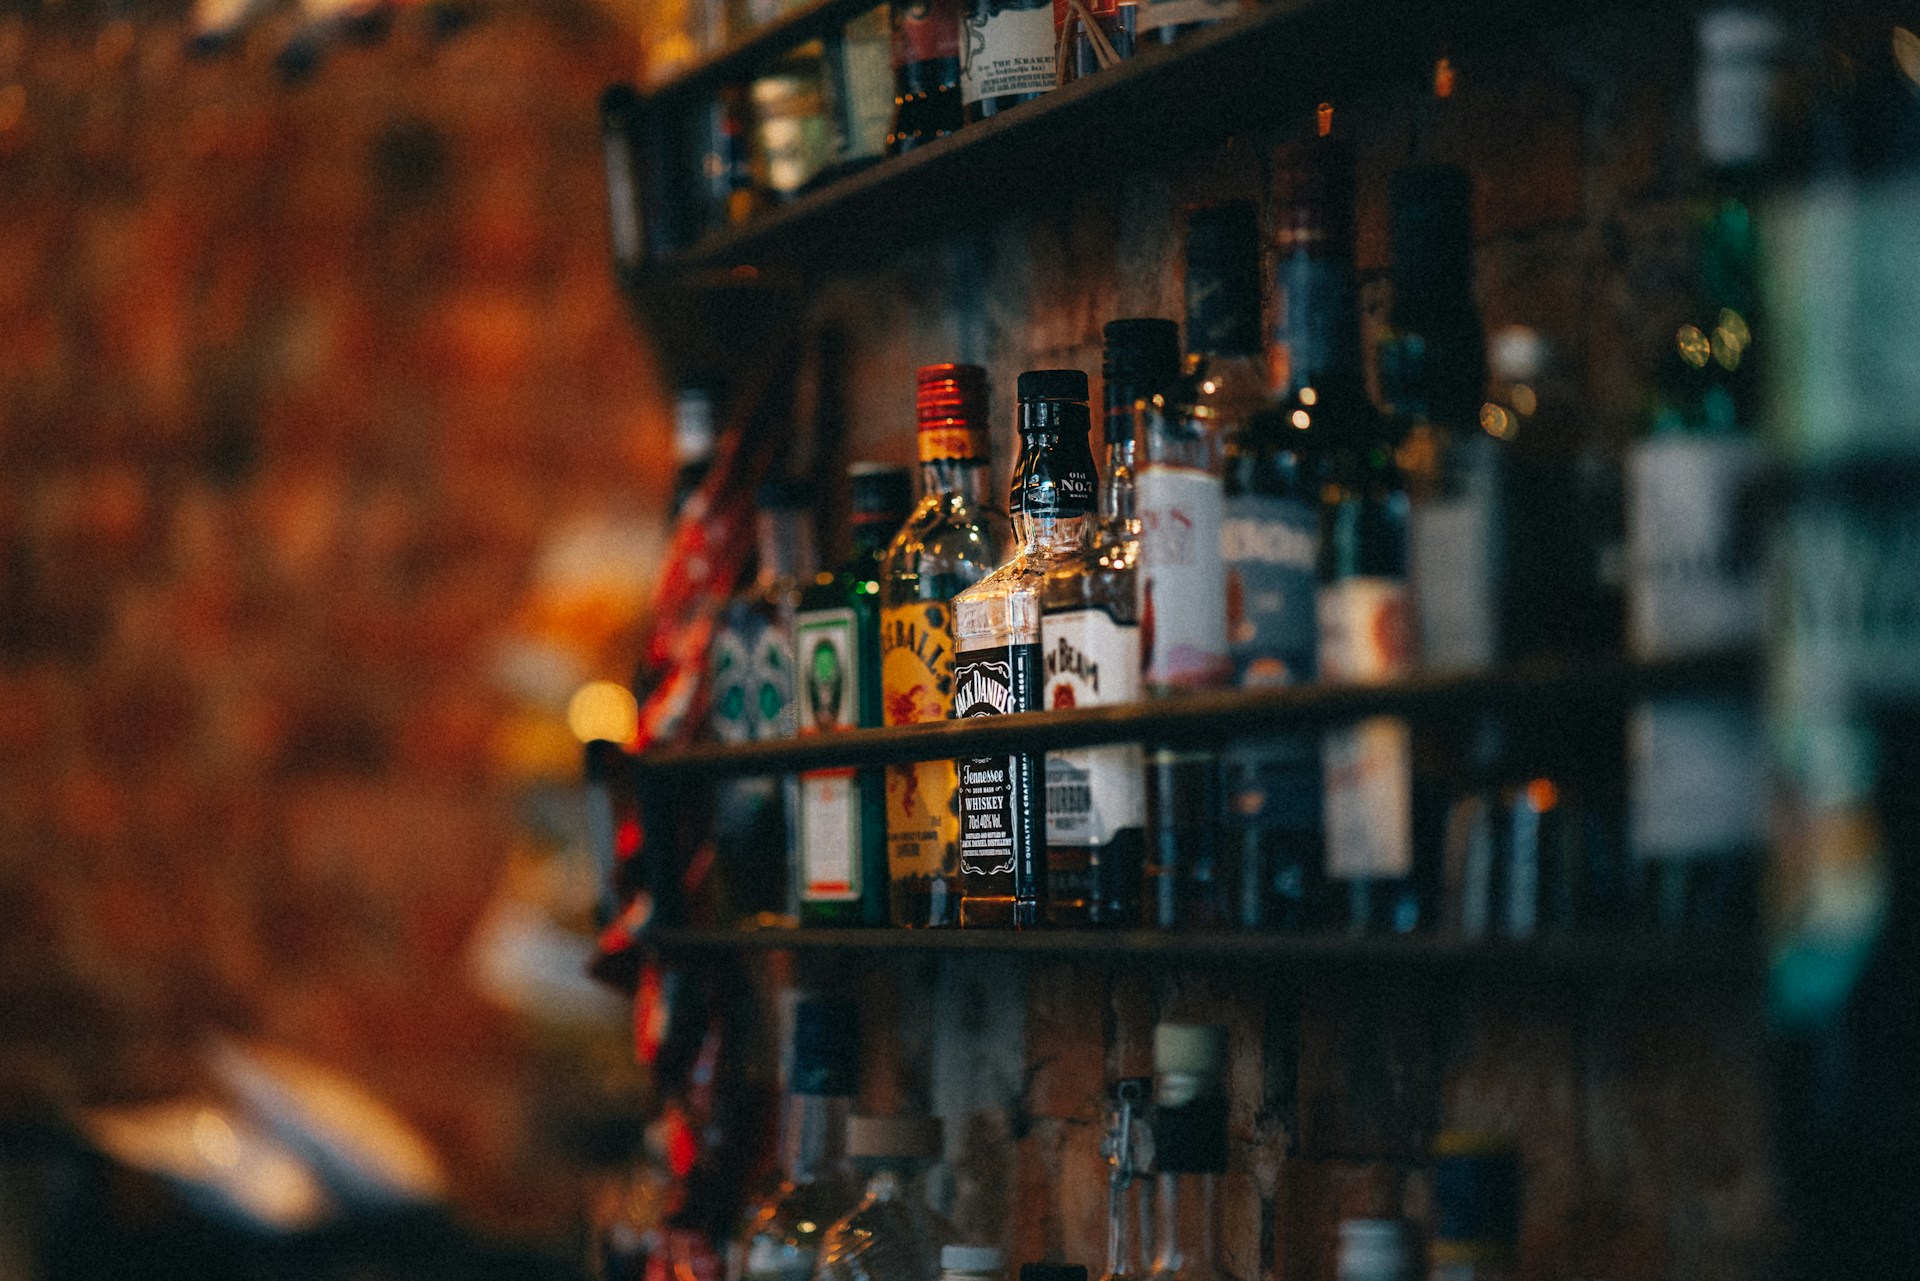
[1146,1024,1233,1281]
[888,0,964,153]
[796,465,915,927]
[880,365,1014,927]
[960,0,1056,124]
[952,371,1099,928]
[1038,322,1170,926]
[1281,124,1422,934]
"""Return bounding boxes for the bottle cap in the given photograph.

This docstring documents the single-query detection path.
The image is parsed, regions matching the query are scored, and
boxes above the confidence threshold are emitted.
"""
[1336,1220,1411,1281]
[941,1246,1005,1274]
[1184,202,1263,359]
[1153,1022,1227,1079]
[850,462,914,521]
[1016,368,1089,402]
[791,998,860,1097]
[846,1113,944,1160]
[917,363,991,462]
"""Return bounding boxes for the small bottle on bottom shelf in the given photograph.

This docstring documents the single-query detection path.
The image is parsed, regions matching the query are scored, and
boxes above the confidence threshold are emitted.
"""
[816,1115,956,1281]
[881,364,1015,928]
[1040,322,1171,927]
[1098,1077,1155,1281]
[959,0,1056,124]
[1146,1023,1234,1281]
[952,370,1100,928]
[735,999,862,1281]
[797,464,915,927]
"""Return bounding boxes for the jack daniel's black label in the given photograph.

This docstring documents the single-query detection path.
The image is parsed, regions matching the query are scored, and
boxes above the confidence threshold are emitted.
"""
[954,642,1042,886]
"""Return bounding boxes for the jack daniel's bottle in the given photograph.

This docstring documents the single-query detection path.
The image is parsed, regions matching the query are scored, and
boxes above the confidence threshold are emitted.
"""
[880,365,1014,927]
[951,371,1099,927]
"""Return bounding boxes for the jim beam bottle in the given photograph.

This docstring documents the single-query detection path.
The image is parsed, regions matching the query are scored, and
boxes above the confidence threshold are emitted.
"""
[961,0,1056,124]
[880,365,1014,927]
[796,464,915,926]
[1038,324,1171,925]
[952,370,1099,927]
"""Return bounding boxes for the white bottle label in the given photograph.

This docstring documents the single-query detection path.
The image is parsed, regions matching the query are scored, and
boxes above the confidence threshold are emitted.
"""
[1410,440,1502,672]
[960,0,1056,106]
[796,606,861,901]
[1138,464,1231,688]
[1626,435,1762,657]
[1040,607,1145,846]
[1318,578,1413,879]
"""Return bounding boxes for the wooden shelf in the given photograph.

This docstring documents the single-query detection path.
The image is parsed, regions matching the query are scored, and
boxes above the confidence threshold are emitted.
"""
[629,650,1756,780]
[646,925,1759,985]
[632,0,1605,281]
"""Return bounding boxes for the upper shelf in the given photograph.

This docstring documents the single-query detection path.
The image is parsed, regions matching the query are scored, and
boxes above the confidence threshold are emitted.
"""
[634,0,1568,281]
[630,650,1756,779]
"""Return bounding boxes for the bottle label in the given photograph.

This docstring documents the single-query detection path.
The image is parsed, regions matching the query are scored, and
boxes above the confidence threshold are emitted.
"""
[1139,464,1231,688]
[1410,440,1502,671]
[1626,435,1762,657]
[1222,493,1319,687]
[918,424,987,462]
[1040,607,1144,846]
[892,0,961,67]
[1135,0,1237,33]
[882,601,962,882]
[1318,578,1413,878]
[954,642,1043,878]
[797,607,862,901]
[960,0,1056,106]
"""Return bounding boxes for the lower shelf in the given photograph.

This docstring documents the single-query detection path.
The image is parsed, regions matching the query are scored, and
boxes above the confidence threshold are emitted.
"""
[646,926,1759,985]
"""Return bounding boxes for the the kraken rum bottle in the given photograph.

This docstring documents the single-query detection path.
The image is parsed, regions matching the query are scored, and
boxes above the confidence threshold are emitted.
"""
[880,365,1014,927]
[951,370,1100,927]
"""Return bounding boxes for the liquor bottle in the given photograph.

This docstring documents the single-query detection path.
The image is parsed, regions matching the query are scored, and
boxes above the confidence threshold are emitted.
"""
[1624,6,1779,931]
[736,998,861,1281]
[1133,0,1239,48]
[710,481,816,926]
[960,0,1056,125]
[827,7,896,170]
[1039,323,1168,926]
[1146,1024,1232,1281]
[881,364,1014,928]
[753,44,837,202]
[1381,164,1495,675]
[888,0,964,154]
[1426,1132,1519,1281]
[1138,208,1243,930]
[797,464,915,927]
[1098,1077,1155,1281]
[816,1115,956,1281]
[952,370,1100,928]
[1293,123,1421,934]
[1219,191,1326,931]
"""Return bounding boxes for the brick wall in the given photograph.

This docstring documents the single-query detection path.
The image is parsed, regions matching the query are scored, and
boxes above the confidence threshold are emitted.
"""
[0,4,665,1236]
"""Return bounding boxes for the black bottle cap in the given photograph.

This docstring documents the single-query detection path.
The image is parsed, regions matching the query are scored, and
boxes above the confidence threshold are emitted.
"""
[792,998,860,1097]
[849,462,914,520]
[1016,368,1090,402]
[1185,202,1263,359]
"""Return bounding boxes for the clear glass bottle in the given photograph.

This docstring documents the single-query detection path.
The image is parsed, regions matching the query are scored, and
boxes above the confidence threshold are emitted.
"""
[952,370,1100,928]
[711,481,817,927]
[1146,1024,1232,1281]
[816,1115,956,1281]
[797,465,915,927]
[1625,6,1779,933]
[736,999,862,1281]
[1040,322,1173,927]
[881,365,1015,928]
[1286,121,1421,935]
[1098,1077,1156,1281]
[1139,206,1248,930]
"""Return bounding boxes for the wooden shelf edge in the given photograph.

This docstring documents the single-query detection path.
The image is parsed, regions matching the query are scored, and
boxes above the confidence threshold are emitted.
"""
[630,650,1758,779]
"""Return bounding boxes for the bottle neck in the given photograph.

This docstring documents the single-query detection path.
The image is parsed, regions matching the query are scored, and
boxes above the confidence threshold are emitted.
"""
[784,1093,850,1186]
[758,509,815,586]
[1102,438,1137,526]
[919,454,994,506]
[1271,244,1369,405]
[1016,511,1095,557]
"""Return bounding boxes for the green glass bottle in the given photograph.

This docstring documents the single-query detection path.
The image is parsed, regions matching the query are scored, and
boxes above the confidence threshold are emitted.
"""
[796,464,916,926]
